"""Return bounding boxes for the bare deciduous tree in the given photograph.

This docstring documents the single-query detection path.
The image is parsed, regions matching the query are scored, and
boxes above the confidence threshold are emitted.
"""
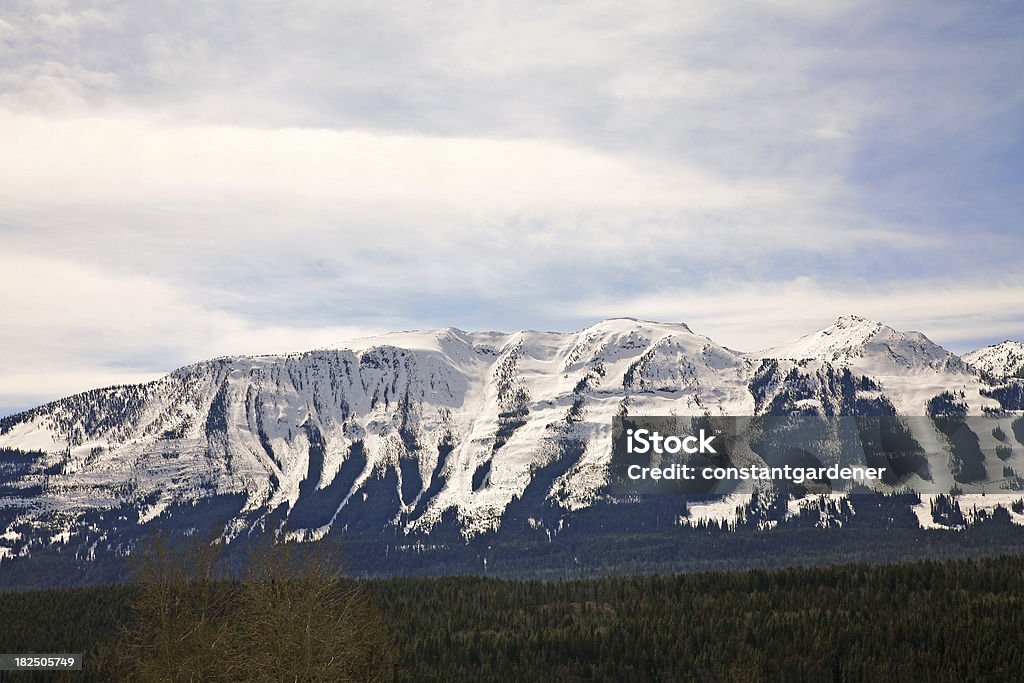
[124,531,392,682]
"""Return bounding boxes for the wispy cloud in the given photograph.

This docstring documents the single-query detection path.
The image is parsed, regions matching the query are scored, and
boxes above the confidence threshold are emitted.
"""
[0,111,802,212]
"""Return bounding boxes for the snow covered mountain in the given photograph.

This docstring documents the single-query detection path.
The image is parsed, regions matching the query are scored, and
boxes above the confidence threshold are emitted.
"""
[1,317,1023,574]
[964,341,1024,379]
[749,315,984,416]
[754,316,960,369]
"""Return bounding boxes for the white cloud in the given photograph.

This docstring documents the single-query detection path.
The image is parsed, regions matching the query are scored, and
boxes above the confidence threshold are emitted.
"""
[0,108,915,312]
[0,110,800,213]
[0,109,927,301]
[0,251,381,409]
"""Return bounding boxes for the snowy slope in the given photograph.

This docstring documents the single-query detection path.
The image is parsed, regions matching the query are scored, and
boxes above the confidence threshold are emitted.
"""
[749,315,989,415]
[752,315,967,374]
[0,319,753,541]
[964,341,1024,379]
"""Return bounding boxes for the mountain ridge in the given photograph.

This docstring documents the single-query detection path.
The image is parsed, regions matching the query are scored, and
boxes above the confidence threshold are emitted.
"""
[1,316,1023,574]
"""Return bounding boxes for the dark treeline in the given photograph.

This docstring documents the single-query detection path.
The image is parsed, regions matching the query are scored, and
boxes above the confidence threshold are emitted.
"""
[7,519,1024,590]
[2,554,1024,681]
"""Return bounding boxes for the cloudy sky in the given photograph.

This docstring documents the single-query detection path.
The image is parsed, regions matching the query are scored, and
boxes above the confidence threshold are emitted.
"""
[1,0,1022,415]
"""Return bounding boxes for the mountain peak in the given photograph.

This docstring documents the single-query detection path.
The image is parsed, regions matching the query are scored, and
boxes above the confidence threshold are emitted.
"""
[825,315,887,341]
[587,317,694,334]
[963,340,1024,379]
[754,317,965,375]
[834,314,877,327]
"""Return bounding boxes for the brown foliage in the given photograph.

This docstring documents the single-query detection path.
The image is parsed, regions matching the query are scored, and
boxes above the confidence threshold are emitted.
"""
[124,532,393,682]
